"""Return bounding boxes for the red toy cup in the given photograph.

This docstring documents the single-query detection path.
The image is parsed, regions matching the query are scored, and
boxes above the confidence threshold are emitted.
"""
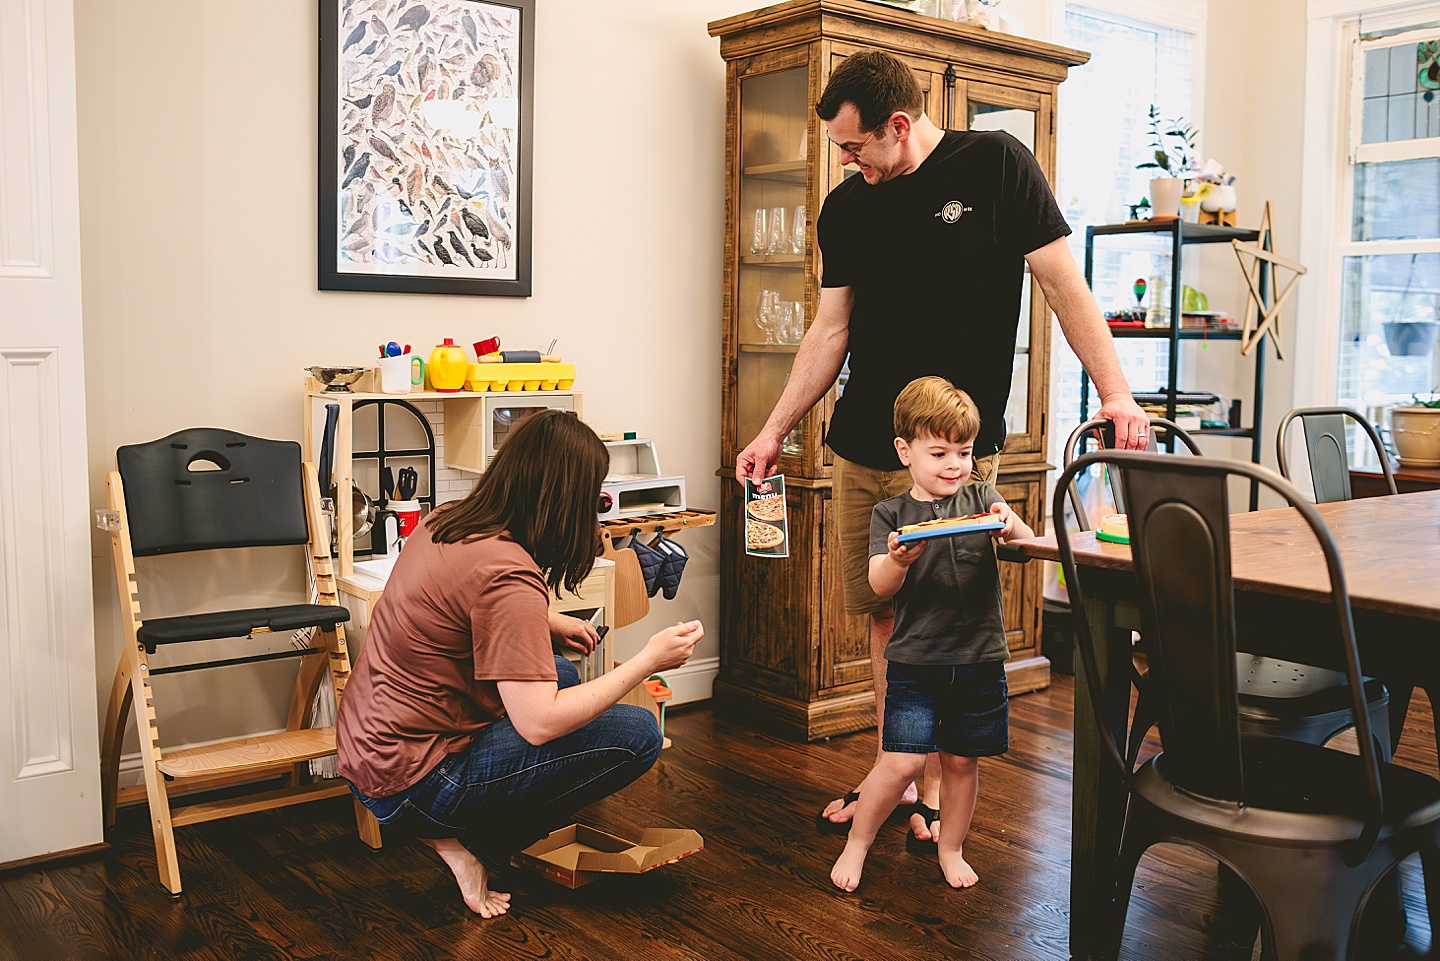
[391,500,422,537]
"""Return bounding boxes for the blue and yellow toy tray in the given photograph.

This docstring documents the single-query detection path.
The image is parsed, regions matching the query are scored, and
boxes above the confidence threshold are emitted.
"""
[895,513,1005,544]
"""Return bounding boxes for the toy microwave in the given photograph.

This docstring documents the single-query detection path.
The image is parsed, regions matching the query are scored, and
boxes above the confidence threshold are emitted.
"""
[449,391,581,467]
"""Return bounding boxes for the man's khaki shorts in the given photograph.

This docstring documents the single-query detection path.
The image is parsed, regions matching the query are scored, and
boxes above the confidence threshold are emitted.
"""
[834,451,1001,617]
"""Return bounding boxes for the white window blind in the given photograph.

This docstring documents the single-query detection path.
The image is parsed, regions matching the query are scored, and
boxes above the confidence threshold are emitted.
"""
[1049,6,1194,471]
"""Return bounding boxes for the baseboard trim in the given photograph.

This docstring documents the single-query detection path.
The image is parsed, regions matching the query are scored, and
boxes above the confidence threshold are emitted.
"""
[653,656,717,706]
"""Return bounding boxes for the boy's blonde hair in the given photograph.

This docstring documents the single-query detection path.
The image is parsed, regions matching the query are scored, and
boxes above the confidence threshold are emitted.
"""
[893,376,981,445]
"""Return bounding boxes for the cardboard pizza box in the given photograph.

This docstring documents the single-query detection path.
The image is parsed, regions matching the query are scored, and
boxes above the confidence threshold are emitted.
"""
[510,824,703,889]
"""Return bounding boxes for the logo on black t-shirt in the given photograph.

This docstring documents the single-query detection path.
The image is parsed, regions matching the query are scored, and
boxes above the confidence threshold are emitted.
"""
[935,200,973,223]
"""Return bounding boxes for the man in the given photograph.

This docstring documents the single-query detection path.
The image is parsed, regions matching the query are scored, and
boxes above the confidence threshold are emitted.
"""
[734,50,1149,845]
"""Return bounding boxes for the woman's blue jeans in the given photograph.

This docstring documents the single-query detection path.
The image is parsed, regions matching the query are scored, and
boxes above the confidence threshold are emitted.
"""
[349,656,663,869]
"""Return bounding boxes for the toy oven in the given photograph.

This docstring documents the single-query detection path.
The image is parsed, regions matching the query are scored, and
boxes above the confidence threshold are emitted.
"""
[470,392,579,467]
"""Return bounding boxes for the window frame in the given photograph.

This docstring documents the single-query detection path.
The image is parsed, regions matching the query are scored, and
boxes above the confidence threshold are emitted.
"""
[1295,2,1440,411]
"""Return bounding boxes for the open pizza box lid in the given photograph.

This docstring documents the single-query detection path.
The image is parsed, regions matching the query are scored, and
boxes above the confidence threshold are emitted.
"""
[510,824,703,888]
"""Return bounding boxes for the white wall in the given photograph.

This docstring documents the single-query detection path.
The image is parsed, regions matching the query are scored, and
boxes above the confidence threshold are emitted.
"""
[1193,0,1309,478]
[75,0,737,754]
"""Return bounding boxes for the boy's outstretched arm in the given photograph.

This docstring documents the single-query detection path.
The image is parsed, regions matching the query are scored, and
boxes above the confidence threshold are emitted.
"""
[988,502,1035,543]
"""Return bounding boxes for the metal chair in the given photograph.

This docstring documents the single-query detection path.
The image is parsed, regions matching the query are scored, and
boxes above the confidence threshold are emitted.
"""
[1055,451,1440,961]
[99,428,380,895]
[1063,418,1390,769]
[1276,406,1396,504]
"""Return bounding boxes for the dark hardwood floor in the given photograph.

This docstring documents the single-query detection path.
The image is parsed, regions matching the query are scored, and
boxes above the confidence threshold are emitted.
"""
[2,676,1434,961]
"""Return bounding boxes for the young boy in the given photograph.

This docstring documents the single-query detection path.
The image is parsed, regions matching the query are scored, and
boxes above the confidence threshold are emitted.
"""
[830,376,1034,893]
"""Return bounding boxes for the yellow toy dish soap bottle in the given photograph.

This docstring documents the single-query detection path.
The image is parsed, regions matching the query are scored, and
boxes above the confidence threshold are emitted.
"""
[427,338,468,392]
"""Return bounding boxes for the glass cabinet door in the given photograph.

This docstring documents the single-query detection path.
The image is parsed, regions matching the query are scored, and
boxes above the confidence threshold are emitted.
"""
[734,63,810,473]
[964,81,1053,458]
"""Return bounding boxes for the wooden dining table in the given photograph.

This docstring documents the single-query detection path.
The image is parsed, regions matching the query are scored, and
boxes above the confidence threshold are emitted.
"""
[1010,488,1440,960]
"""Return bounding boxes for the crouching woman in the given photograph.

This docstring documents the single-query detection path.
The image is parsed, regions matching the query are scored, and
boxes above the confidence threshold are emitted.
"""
[338,410,701,916]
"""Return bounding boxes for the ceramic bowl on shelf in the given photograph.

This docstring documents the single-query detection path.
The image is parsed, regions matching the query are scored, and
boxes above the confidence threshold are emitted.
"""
[306,365,368,392]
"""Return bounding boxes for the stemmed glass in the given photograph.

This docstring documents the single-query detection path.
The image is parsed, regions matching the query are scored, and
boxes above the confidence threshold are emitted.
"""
[754,289,779,344]
[774,301,797,344]
[790,205,806,254]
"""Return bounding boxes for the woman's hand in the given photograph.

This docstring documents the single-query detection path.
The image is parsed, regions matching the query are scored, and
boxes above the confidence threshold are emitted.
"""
[549,611,600,656]
[643,620,704,672]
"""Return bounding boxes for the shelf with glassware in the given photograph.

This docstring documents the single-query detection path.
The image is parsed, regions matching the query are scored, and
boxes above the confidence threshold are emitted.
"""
[710,1,1086,740]
[1079,218,1269,509]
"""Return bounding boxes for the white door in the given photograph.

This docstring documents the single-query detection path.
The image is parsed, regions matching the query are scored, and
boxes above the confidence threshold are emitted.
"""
[0,0,102,863]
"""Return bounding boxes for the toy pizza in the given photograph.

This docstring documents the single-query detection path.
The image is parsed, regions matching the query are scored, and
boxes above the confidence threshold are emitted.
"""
[1095,513,1130,545]
[895,512,1004,544]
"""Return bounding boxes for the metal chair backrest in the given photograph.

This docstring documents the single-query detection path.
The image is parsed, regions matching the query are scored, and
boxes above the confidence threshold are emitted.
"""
[1053,451,1384,843]
[1276,406,1396,503]
[1061,417,1202,530]
[116,428,310,556]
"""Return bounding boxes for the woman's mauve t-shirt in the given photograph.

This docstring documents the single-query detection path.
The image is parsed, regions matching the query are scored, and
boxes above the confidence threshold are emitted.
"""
[337,518,558,799]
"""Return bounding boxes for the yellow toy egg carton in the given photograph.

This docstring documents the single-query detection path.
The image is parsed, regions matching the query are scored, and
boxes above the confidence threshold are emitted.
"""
[465,361,576,392]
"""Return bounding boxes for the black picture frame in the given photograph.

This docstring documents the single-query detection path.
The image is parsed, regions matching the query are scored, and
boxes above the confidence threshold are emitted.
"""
[319,0,534,296]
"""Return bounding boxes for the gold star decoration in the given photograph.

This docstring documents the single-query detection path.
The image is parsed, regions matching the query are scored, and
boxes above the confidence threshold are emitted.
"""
[1230,201,1306,359]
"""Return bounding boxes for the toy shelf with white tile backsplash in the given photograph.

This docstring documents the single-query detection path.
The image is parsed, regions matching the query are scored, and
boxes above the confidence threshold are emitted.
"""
[302,371,581,580]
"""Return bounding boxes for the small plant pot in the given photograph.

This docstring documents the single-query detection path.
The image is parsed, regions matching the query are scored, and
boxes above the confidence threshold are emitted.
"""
[1382,321,1440,357]
[1201,184,1236,213]
[1149,177,1183,219]
[1390,405,1440,466]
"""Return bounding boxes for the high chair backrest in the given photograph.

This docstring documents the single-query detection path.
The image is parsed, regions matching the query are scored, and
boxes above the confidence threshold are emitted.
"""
[116,428,310,556]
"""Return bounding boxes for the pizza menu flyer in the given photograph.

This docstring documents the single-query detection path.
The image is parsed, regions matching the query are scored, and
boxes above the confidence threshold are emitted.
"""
[744,474,789,558]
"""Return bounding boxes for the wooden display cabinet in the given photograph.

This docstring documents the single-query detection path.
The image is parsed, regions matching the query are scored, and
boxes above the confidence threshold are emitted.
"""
[709,0,1086,740]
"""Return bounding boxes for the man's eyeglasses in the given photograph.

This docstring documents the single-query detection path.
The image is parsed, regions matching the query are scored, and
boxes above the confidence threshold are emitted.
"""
[830,129,876,159]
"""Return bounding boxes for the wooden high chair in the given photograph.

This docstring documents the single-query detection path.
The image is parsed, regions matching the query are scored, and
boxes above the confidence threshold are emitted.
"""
[99,428,380,895]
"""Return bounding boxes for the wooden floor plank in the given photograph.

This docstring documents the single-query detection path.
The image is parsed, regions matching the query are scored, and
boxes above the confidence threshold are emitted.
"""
[2,676,1433,960]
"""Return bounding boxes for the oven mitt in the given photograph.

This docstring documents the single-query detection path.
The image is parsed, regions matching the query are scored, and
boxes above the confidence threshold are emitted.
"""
[628,533,665,598]
[651,532,689,600]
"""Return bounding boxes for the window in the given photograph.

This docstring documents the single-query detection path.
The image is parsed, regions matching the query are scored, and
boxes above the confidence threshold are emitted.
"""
[1049,6,1196,470]
[1337,28,1440,449]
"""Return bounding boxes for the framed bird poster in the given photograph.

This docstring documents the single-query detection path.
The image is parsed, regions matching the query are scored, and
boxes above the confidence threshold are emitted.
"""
[319,0,534,296]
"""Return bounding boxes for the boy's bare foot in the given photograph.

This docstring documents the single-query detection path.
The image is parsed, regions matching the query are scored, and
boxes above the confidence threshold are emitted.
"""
[938,846,979,889]
[820,780,918,826]
[831,839,869,892]
[908,802,940,843]
[420,837,513,917]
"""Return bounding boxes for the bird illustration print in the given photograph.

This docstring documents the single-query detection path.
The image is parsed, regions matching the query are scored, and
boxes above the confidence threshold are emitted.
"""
[333,0,523,280]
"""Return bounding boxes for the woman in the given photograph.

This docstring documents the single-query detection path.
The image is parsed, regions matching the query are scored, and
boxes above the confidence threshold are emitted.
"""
[337,410,702,917]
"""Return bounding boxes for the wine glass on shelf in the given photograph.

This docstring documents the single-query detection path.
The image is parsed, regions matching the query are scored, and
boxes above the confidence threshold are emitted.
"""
[750,208,770,255]
[767,206,788,255]
[754,289,779,344]
[790,205,805,254]
[775,301,797,344]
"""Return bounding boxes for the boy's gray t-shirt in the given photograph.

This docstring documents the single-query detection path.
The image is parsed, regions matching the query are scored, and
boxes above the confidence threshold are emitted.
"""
[869,483,1008,666]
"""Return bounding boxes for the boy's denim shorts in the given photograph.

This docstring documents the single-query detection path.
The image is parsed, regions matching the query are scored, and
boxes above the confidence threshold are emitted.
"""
[882,660,1009,757]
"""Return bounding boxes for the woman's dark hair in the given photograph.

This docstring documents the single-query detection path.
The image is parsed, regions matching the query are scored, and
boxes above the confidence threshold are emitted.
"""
[815,50,924,133]
[429,410,608,596]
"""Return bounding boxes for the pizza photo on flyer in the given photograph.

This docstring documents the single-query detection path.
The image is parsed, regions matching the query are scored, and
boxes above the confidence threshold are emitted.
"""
[743,475,789,558]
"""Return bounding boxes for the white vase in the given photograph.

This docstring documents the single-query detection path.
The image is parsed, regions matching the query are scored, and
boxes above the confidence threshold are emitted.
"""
[1201,183,1236,213]
[1149,178,1183,219]
[1391,406,1440,466]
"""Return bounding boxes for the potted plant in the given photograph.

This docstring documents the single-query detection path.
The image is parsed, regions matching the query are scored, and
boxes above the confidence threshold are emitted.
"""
[1391,390,1440,466]
[1136,105,1197,219]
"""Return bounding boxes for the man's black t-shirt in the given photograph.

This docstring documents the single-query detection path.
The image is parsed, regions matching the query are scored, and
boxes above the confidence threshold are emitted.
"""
[818,129,1071,471]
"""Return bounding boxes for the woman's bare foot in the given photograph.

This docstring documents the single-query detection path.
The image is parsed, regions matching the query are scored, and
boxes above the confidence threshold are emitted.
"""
[420,838,513,917]
[938,846,979,889]
[821,781,918,826]
[831,838,869,892]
